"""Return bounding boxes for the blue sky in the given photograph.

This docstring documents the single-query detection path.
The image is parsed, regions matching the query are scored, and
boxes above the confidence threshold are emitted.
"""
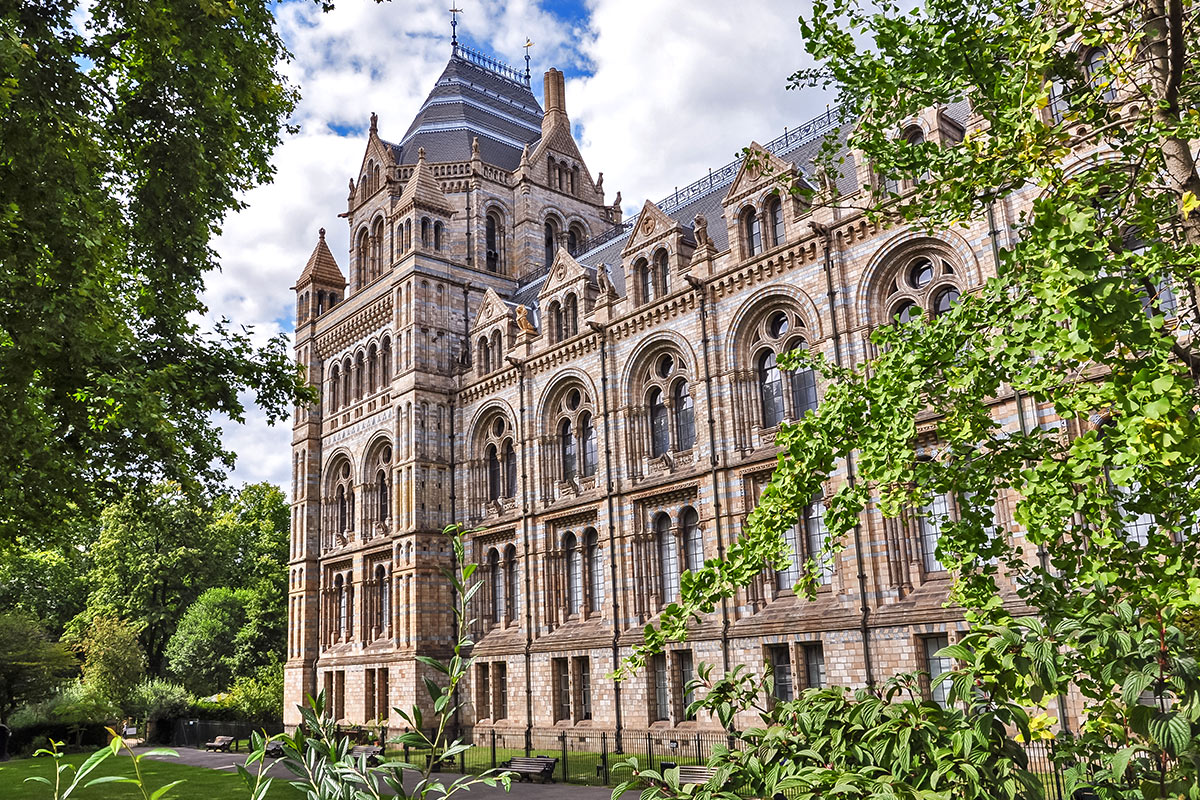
[209,0,831,492]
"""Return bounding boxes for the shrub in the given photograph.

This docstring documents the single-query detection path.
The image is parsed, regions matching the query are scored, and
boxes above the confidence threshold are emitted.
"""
[128,679,192,723]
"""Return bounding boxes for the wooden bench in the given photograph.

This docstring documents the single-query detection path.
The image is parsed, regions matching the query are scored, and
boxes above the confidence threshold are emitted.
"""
[263,741,285,759]
[501,755,558,783]
[349,744,383,766]
[678,765,718,785]
[205,736,234,752]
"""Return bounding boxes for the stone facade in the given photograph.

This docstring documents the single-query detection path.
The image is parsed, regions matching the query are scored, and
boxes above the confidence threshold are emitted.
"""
[286,44,1065,736]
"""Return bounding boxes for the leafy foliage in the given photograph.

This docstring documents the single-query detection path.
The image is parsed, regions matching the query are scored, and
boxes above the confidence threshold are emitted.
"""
[619,0,1200,797]
[165,587,251,696]
[76,616,145,712]
[0,614,76,726]
[0,0,313,546]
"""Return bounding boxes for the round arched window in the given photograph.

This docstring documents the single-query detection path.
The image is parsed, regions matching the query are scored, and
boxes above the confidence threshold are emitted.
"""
[768,311,790,338]
[933,288,960,315]
[909,258,934,289]
[893,301,920,324]
[657,354,674,378]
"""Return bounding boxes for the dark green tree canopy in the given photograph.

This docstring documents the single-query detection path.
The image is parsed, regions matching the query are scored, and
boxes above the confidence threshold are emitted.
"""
[0,0,312,544]
[0,613,76,726]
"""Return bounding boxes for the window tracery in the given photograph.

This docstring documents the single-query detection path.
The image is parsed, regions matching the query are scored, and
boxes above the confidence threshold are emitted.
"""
[747,308,818,430]
[638,352,696,462]
[549,386,596,488]
[882,252,962,325]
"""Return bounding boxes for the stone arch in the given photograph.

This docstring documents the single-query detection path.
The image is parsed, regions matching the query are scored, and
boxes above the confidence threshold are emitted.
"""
[619,329,698,399]
[853,227,981,329]
[722,284,823,371]
[466,398,518,448]
[535,368,599,433]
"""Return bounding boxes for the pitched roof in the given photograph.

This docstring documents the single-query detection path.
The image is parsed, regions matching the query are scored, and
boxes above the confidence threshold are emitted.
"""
[398,148,454,213]
[393,48,544,171]
[294,228,345,289]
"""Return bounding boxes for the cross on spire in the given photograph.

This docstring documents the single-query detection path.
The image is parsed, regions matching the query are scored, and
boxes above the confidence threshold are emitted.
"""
[450,5,462,50]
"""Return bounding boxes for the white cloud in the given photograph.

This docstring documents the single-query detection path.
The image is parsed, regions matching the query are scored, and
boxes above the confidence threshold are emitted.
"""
[208,1,832,493]
[571,0,832,217]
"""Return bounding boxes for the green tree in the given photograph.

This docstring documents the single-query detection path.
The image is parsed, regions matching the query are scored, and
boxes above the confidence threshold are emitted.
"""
[76,484,229,674]
[0,613,76,726]
[623,0,1200,797]
[0,0,312,547]
[164,587,249,697]
[77,616,145,711]
[0,540,90,637]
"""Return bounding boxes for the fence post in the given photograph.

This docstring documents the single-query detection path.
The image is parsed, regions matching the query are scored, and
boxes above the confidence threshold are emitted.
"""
[524,726,531,758]
[560,731,568,782]
[601,731,609,785]
[646,732,652,771]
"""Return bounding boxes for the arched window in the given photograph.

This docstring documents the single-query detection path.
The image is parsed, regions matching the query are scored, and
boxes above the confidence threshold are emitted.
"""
[434,221,444,251]
[367,344,378,393]
[356,228,369,286]
[477,337,490,376]
[488,549,503,623]
[560,418,577,480]
[648,387,669,457]
[403,219,412,251]
[742,208,762,257]
[672,380,695,451]
[420,217,430,248]
[881,252,962,326]
[653,249,669,296]
[544,220,558,268]
[637,258,655,304]
[337,485,348,532]
[579,412,597,477]
[355,351,365,399]
[485,212,503,273]
[567,228,579,255]
[758,350,784,428]
[681,507,702,572]
[1086,47,1117,102]
[381,336,391,383]
[490,330,502,362]
[504,544,520,619]
[933,287,960,315]
[548,301,563,343]
[1048,78,1068,124]
[565,531,582,615]
[376,469,388,523]
[486,444,501,501]
[371,217,385,277]
[788,341,818,417]
[342,357,352,405]
[585,528,602,613]
[329,364,340,410]
[563,294,578,338]
[656,514,678,603]
[767,196,784,248]
[376,563,390,635]
[503,440,517,497]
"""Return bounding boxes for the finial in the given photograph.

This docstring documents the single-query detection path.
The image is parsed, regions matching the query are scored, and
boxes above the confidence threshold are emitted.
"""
[418,146,426,163]
[524,38,533,85]
[319,227,326,241]
[369,112,377,133]
[450,5,462,50]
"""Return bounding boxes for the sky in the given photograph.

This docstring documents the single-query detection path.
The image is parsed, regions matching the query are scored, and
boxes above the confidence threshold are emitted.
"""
[209,0,833,493]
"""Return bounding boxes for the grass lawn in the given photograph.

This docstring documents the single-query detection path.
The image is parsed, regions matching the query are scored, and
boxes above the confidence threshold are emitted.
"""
[0,752,296,800]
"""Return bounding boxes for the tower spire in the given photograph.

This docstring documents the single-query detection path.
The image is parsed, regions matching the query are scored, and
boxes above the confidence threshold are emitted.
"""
[524,38,533,86]
[450,5,462,52]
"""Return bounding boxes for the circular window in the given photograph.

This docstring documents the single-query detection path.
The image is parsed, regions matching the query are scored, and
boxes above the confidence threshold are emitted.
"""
[893,302,919,324]
[657,354,674,378]
[567,389,581,410]
[768,311,790,338]
[382,446,392,463]
[934,288,960,315]
[492,418,505,438]
[341,463,350,479]
[909,257,934,289]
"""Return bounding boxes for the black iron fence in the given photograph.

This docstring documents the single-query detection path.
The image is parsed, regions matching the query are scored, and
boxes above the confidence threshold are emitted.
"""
[171,719,279,751]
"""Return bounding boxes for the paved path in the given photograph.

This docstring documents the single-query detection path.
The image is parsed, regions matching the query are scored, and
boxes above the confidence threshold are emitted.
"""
[135,746,615,799]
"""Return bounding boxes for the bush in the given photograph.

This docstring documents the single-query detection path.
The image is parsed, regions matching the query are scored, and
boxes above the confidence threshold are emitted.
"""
[128,679,192,723]
[6,681,117,756]
[227,661,283,730]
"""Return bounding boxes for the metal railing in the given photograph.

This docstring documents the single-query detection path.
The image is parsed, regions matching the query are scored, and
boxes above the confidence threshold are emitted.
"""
[454,44,530,87]
[576,105,844,257]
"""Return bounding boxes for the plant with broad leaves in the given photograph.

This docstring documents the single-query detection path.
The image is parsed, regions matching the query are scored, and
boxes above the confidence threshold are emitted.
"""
[243,524,512,800]
[23,732,185,800]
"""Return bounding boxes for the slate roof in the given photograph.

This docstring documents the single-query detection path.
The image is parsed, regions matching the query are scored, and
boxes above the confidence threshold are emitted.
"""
[294,228,346,289]
[393,50,544,170]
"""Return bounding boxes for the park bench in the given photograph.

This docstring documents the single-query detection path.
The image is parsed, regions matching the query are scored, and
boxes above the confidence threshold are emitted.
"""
[205,736,235,752]
[501,755,558,783]
[678,765,718,785]
[425,750,456,770]
[349,744,383,766]
[264,741,285,759]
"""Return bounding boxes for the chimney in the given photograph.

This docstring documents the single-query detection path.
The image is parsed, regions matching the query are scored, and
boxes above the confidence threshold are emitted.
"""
[543,68,566,116]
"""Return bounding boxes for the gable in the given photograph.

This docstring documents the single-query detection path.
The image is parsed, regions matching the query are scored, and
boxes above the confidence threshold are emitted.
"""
[538,247,590,301]
[472,288,512,332]
[722,142,796,207]
[621,200,680,257]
